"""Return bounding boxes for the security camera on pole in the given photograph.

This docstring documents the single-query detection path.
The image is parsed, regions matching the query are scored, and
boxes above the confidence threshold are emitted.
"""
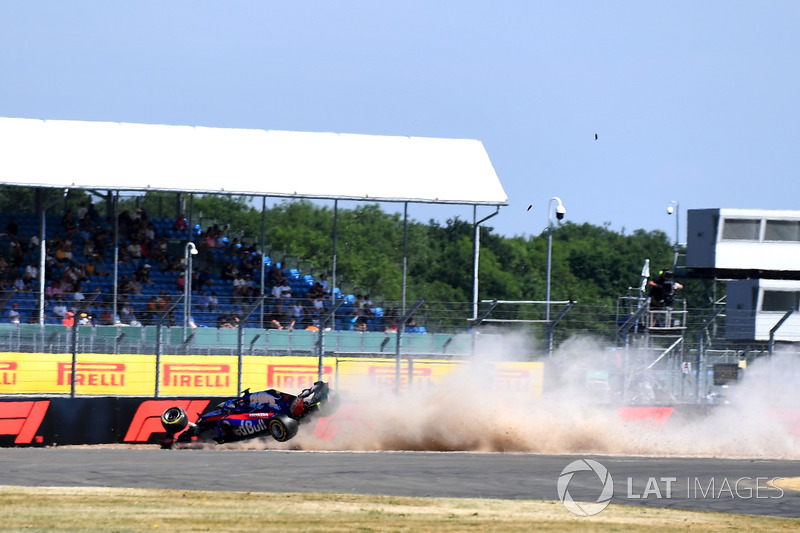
[546,196,566,356]
[667,200,679,273]
[183,242,198,341]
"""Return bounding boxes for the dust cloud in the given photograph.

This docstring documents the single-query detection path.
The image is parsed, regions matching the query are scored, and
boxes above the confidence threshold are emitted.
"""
[239,332,800,459]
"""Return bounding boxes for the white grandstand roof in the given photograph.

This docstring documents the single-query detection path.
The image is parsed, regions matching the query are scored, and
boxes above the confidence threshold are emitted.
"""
[0,117,508,206]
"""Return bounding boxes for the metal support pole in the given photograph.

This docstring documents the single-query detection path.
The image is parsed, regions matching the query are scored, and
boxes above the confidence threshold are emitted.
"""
[331,199,338,322]
[260,196,266,328]
[183,242,197,341]
[545,197,565,356]
[155,295,183,397]
[395,298,423,394]
[70,319,78,398]
[39,190,69,325]
[236,295,267,394]
[317,298,344,382]
[769,308,795,356]
[402,203,408,316]
[472,207,500,321]
[113,192,119,325]
[470,299,499,358]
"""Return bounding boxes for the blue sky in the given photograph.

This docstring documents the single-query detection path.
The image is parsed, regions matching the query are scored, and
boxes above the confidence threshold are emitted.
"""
[2,2,798,243]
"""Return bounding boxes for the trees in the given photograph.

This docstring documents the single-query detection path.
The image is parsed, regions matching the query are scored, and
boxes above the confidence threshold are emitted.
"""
[1,188,681,313]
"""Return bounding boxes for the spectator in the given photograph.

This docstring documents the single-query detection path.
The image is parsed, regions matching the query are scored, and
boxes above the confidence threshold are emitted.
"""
[240,252,257,275]
[4,217,18,237]
[307,282,325,300]
[207,291,220,311]
[61,209,77,233]
[54,241,73,265]
[98,306,114,326]
[196,267,214,292]
[278,278,292,299]
[134,263,153,286]
[217,312,233,329]
[76,202,88,222]
[118,274,134,295]
[8,303,21,324]
[648,269,683,308]
[319,273,329,293]
[119,300,138,325]
[312,294,325,316]
[46,280,65,300]
[156,291,171,313]
[8,236,24,267]
[62,311,75,327]
[273,300,292,329]
[383,308,398,333]
[221,261,238,281]
[85,259,108,277]
[124,239,143,262]
[144,296,158,325]
[195,290,209,311]
[51,299,69,322]
[271,279,283,299]
[72,284,86,307]
[77,312,91,326]
[289,299,306,327]
[264,300,284,330]
[267,263,284,288]
[87,202,100,223]
[173,213,188,232]
[233,273,247,301]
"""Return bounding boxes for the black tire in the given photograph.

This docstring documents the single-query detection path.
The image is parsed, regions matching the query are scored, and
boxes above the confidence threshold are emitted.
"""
[161,407,189,435]
[268,415,299,442]
[317,389,340,418]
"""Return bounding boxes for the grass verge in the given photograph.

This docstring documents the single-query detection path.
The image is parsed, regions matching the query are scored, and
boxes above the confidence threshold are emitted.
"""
[0,485,797,532]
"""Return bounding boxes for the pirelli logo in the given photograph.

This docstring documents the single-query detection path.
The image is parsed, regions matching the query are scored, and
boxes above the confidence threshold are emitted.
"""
[0,361,17,386]
[492,368,532,392]
[266,364,332,390]
[57,362,126,387]
[163,363,231,388]
[368,365,433,389]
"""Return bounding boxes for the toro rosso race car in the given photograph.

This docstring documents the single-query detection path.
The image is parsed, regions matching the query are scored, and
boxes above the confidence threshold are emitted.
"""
[159,381,339,448]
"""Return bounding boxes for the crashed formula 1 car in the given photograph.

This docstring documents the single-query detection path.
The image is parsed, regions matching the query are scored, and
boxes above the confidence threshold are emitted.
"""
[159,381,339,448]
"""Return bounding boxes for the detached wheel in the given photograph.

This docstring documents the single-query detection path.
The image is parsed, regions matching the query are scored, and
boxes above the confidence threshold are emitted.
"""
[268,415,299,442]
[161,407,189,434]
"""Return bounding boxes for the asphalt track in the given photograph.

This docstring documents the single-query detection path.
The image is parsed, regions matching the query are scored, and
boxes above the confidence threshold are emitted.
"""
[1,448,799,518]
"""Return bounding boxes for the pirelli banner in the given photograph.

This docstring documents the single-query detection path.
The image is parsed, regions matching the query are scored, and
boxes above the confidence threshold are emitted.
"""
[0,354,544,399]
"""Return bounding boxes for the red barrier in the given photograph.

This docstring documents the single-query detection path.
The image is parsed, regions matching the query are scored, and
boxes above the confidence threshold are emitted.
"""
[618,406,674,431]
[0,401,49,444]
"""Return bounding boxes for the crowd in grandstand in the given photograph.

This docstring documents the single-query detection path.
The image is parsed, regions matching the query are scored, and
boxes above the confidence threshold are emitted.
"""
[0,203,418,333]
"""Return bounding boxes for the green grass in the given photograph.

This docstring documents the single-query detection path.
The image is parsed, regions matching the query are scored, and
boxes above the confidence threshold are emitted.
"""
[0,486,797,533]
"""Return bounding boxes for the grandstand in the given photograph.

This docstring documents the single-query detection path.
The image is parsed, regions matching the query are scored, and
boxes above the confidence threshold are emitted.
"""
[0,116,508,337]
[0,211,406,334]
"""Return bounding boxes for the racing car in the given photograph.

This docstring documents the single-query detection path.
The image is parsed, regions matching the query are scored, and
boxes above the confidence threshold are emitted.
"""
[158,381,339,448]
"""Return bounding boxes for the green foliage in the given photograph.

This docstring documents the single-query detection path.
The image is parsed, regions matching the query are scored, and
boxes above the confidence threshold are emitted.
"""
[3,188,682,320]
